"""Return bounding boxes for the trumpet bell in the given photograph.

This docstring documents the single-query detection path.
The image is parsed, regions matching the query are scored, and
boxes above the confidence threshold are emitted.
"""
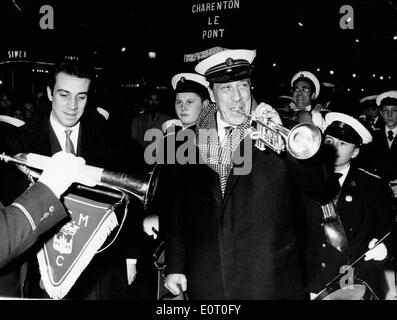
[286,122,322,160]
[0,152,160,210]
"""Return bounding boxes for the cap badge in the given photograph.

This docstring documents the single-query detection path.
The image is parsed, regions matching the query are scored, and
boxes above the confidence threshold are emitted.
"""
[339,122,345,129]
[225,58,234,66]
[180,77,186,83]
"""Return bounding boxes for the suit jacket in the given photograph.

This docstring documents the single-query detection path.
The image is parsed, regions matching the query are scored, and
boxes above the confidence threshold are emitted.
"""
[358,127,397,182]
[303,166,395,298]
[3,109,140,299]
[163,126,338,299]
[0,182,67,296]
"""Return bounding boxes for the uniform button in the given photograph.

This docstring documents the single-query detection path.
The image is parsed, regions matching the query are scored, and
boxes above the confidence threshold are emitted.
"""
[349,228,353,232]
[49,206,55,213]
[321,262,326,268]
[40,212,49,222]
[320,223,324,227]
[322,243,327,248]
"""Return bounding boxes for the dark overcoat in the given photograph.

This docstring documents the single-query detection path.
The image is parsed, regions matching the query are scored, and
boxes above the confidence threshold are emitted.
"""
[163,127,338,300]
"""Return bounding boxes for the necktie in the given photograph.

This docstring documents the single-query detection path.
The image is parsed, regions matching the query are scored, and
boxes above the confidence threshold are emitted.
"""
[388,130,394,142]
[219,126,235,196]
[64,129,75,154]
[334,172,343,182]
[224,126,234,141]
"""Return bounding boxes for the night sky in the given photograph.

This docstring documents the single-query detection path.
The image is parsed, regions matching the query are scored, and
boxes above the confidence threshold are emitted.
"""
[1,0,396,107]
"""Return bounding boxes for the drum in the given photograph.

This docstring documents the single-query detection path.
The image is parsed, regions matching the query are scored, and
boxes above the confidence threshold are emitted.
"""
[314,278,378,300]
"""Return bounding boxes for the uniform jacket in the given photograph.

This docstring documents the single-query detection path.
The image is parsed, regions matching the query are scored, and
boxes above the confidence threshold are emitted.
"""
[163,125,338,300]
[303,165,395,298]
[0,182,67,295]
[358,127,397,182]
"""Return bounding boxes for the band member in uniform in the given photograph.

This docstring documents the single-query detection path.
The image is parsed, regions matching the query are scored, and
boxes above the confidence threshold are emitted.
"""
[163,49,338,299]
[144,72,211,239]
[0,152,93,272]
[290,71,327,131]
[358,94,384,133]
[303,112,395,299]
[359,90,397,200]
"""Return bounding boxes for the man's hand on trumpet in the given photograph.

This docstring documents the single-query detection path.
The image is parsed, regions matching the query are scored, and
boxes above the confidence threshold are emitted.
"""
[251,102,283,126]
[249,102,283,143]
[38,151,96,198]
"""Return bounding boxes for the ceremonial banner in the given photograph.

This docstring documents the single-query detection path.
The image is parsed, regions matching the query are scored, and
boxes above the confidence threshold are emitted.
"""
[37,193,119,300]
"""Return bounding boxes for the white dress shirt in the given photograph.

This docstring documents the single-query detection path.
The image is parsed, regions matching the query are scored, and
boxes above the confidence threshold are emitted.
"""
[335,164,350,187]
[50,112,80,152]
[216,112,236,144]
[385,126,397,148]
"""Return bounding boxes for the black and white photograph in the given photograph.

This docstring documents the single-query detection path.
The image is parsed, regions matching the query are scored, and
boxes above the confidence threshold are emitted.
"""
[0,0,396,315]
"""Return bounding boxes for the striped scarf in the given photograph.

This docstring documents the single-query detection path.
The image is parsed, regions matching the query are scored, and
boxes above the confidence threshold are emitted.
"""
[196,100,257,196]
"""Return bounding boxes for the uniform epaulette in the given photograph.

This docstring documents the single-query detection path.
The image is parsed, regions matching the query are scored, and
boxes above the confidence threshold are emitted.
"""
[357,168,381,179]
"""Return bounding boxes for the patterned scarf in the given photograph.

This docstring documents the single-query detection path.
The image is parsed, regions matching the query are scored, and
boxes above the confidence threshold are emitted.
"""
[196,99,257,196]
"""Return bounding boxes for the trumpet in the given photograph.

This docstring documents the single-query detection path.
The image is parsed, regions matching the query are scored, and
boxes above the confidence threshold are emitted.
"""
[233,107,322,159]
[0,152,158,210]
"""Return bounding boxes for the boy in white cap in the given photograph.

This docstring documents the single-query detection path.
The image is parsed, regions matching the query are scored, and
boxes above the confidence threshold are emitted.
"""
[162,49,338,299]
[304,112,395,299]
[144,72,211,239]
[290,71,327,131]
[358,94,383,132]
[161,72,211,133]
[143,73,212,299]
[359,90,397,199]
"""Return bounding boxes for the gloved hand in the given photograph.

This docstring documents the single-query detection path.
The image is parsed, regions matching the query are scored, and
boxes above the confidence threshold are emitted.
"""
[38,151,95,198]
[143,214,159,239]
[364,238,388,261]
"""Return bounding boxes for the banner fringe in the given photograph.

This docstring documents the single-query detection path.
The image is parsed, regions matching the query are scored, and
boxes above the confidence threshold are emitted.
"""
[37,211,118,300]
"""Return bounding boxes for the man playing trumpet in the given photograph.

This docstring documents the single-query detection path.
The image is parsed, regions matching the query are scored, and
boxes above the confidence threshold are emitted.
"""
[163,48,339,299]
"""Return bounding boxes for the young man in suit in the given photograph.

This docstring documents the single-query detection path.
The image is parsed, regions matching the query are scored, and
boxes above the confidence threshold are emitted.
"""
[4,60,139,300]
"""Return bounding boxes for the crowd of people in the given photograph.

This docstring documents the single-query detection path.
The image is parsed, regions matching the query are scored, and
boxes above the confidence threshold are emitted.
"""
[0,47,396,300]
